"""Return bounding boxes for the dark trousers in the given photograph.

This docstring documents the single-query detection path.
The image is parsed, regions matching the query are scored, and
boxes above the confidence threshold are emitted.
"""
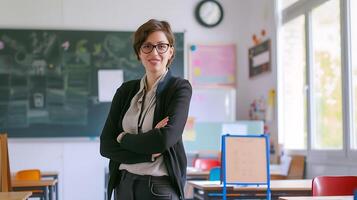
[115,170,180,200]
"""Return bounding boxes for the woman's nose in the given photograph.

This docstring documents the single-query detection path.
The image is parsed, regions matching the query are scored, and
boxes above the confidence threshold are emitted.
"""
[150,47,160,55]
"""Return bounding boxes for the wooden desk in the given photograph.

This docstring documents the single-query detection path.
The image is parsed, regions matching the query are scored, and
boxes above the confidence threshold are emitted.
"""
[12,179,57,200]
[270,164,289,180]
[187,168,287,180]
[188,179,312,200]
[41,171,58,179]
[279,196,353,200]
[41,171,59,200]
[12,171,59,200]
[187,169,210,180]
[0,192,32,200]
[11,171,58,180]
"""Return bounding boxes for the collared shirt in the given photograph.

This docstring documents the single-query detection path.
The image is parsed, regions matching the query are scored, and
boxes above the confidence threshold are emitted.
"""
[119,71,168,176]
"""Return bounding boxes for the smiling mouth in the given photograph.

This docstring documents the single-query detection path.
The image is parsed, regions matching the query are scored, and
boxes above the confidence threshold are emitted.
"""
[149,59,160,63]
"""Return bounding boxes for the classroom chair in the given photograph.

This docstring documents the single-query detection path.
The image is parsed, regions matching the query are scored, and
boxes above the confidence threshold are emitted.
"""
[0,133,12,192]
[15,169,41,180]
[193,158,221,171]
[287,155,305,179]
[209,167,221,181]
[312,176,357,196]
[15,169,45,200]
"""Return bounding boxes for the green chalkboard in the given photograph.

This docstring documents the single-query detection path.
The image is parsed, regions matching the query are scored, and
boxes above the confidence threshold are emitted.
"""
[0,29,184,137]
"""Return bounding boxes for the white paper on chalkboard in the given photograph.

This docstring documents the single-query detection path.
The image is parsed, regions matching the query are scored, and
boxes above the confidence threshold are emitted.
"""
[189,88,235,122]
[98,69,123,102]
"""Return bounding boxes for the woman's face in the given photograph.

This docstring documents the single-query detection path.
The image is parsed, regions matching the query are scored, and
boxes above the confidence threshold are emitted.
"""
[139,31,173,75]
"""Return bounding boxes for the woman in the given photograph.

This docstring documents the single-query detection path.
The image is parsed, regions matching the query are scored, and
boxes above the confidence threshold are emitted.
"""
[100,19,192,200]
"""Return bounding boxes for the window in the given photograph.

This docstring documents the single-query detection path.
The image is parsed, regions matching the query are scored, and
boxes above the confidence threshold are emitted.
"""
[351,0,357,150]
[281,0,300,10]
[311,0,343,149]
[280,15,307,149]
[279,0,353,152]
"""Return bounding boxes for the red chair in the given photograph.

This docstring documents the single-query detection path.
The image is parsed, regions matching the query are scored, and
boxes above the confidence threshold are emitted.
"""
[312,176,357,196]
[193,158,220,171]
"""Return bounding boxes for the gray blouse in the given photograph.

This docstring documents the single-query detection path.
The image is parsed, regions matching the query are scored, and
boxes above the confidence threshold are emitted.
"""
[119,71,168,176]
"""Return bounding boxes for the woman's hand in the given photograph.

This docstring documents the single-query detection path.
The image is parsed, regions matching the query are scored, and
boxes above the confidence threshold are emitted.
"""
[152,153,161,159]
[155,116,169,128]
[152,117,169,159]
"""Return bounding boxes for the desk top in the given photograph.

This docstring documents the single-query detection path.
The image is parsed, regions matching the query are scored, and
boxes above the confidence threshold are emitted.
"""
[279,196,353,200]
[41,171,58,177]
[187,166,286,177]
[187,170,209,176]
[12,179,57,188]
[188,179,312,192]
[0,192,32,200]
[12,171,58,178]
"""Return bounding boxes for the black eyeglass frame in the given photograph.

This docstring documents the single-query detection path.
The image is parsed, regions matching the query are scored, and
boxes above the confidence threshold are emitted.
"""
[140,43,172,54]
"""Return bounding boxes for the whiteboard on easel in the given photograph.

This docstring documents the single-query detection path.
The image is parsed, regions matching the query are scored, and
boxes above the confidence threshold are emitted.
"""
[188,88,235,122]
[224,135,268,183]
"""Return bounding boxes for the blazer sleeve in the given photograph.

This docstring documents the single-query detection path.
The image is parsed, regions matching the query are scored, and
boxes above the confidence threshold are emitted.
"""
[120,79,192,154]
[100,84,152,164]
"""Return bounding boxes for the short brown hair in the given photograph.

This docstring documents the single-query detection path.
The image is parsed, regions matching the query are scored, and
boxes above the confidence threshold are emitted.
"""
[133,19,175,67]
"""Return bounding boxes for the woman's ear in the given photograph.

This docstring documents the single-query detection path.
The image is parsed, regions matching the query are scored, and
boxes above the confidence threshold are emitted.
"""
[169,47,174,60]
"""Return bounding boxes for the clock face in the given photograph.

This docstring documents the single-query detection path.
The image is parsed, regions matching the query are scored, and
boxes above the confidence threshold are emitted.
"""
[195,0,224,28]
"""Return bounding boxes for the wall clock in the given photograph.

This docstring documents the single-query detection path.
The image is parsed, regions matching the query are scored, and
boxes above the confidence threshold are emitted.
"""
[195,0,224,28]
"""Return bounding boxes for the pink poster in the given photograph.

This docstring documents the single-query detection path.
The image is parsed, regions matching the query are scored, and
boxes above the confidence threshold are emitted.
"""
[189,44,236,87]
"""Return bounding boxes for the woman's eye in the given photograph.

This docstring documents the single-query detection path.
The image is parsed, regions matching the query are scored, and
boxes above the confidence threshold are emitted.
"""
[158,44,166,50]
[143,44,151,49]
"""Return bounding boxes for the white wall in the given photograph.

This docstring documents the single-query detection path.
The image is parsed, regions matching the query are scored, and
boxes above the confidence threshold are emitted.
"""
[235,0,279,161]
[9,139,107,200]
[0,0,240,43]
[0,0,250,200]
[235,0,277,120]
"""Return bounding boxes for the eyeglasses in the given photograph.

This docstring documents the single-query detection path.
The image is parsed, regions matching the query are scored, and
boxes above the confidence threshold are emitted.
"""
[140,43,172,54]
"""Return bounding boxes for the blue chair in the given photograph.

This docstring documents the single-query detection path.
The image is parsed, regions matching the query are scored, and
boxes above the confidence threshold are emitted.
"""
[209,167,221,181]
[207,167,223,198]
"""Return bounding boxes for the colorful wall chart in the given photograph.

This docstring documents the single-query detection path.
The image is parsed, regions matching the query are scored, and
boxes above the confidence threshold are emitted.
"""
[189,44,236,87]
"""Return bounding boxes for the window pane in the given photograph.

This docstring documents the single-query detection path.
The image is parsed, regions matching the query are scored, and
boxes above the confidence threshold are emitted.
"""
[280,0,300,10]
[280,15,307,149]
[351,0,357,149]
[311,0,343,150]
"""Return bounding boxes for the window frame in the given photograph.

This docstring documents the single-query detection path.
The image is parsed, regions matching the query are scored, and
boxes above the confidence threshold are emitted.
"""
[278,0,357,159]
[343,0,357,159]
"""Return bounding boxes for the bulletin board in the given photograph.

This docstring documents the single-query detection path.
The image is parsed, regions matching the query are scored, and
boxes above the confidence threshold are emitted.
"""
[189,44,236,87]
[222,134,269,183]
[0,29,184,137]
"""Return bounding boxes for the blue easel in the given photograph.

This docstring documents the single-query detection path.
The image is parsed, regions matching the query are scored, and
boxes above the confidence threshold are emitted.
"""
[221,134,271,200]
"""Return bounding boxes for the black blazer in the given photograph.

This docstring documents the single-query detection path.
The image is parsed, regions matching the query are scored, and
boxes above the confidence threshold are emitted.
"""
[100,70,192,199]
